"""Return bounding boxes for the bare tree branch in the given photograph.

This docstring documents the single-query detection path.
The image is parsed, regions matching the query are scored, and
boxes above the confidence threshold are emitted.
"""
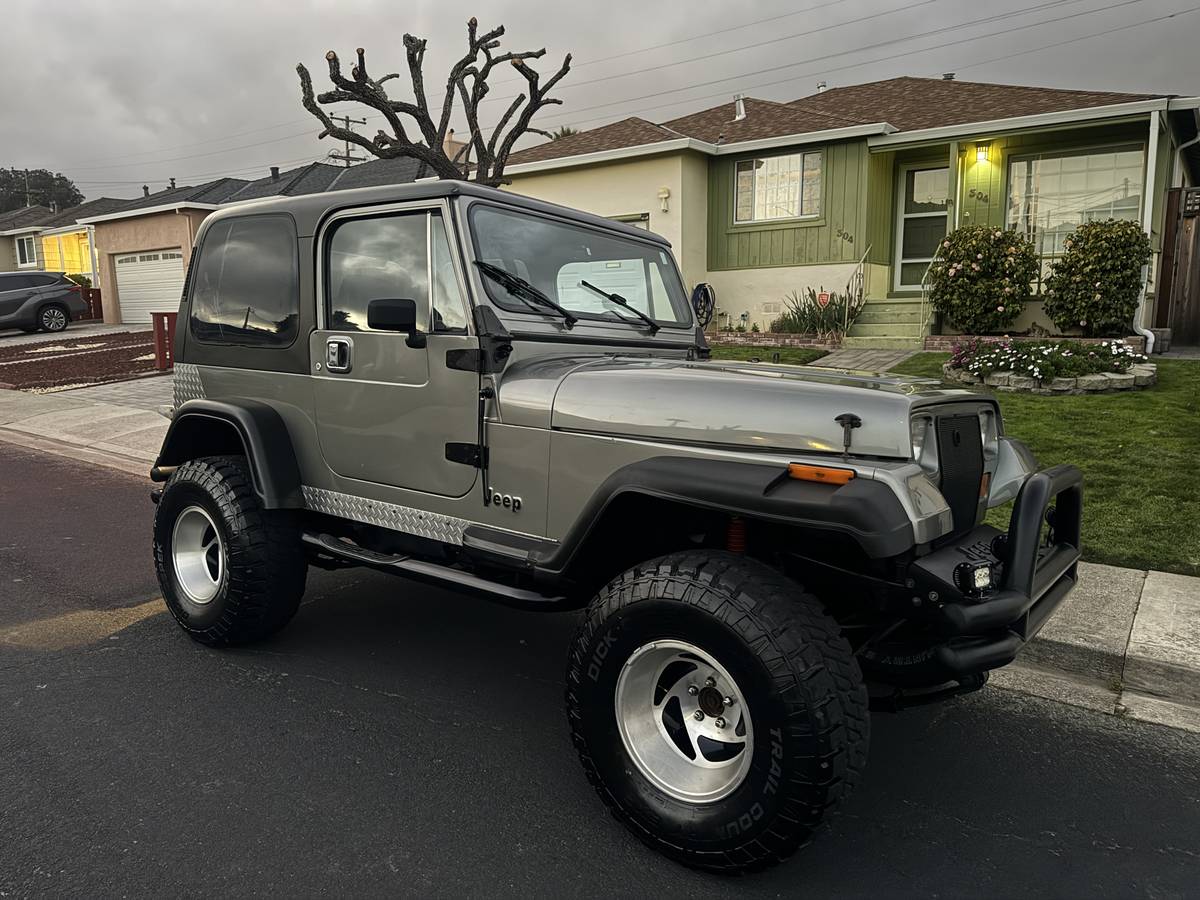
[296,19,571,187]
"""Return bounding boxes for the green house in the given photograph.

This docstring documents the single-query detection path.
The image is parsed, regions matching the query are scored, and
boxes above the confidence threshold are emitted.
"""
[506,76,1200,350]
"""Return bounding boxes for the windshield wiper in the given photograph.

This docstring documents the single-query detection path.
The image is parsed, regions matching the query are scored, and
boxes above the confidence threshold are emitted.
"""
[578,280,660,334]
[474,261,577,328]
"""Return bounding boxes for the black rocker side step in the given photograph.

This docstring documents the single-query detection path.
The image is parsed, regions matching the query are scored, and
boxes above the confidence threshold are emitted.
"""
[300,531,570,609]
[868,672,990,712]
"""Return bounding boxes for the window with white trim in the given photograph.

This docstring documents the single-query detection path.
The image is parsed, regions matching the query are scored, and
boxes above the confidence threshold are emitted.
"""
[1007,145,1144,257]
[734,151,822,223]
[16,236,36,267]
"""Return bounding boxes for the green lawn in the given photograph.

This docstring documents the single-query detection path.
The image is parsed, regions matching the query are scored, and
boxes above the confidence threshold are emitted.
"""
[710,345,828,365]
[891,353,1200,576]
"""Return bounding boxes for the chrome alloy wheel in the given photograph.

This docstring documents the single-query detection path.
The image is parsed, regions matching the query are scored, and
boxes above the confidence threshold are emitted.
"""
[615,640,753,804]
[41,306,67,331]
[171,505,224,604]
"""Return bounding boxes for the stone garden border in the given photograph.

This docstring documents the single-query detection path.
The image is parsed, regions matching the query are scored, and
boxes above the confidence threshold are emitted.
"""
[708,332,838,349]
[941,362,1157,394]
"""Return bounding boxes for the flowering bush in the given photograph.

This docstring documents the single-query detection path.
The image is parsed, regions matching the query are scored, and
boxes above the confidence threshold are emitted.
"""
[948,338,1147,381]
[927,225,1039,334]
[1043,218,1151,337]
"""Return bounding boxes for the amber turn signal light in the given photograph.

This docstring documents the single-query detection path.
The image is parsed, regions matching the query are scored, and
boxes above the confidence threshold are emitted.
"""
[788,463,856,485]
[979,471,991,498]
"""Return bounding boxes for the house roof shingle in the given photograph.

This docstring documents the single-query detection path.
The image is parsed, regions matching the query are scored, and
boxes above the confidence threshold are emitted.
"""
[659,97,868,144]
[37,197,133,230]
[504,76,1173,170]
[790,76,1164,133]
[325,155,425,190]
[226,162,342,201]
[507,117,678,165]
[0,205,54,231]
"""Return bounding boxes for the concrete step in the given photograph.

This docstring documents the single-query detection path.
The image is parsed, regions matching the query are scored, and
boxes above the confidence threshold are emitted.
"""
[846,322,926,337]
[841,335,926,350]
[855,307,925,325]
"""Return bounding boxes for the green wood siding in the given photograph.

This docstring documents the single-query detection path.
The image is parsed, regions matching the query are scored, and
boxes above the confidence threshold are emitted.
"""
[863,150,894,266]
[708,139,870,270]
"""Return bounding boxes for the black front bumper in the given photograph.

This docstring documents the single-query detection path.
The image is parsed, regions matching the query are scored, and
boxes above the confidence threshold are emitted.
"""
[910,464,1083,678]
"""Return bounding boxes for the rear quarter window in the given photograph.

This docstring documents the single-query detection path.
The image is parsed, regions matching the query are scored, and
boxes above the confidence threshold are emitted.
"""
[189,215,299,347]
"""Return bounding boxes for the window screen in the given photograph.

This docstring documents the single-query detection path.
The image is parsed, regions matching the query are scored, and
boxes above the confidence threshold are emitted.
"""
[189,215,299,347]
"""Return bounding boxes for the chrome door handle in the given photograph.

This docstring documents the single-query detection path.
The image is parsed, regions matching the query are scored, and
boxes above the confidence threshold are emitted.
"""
[326,336,352,373]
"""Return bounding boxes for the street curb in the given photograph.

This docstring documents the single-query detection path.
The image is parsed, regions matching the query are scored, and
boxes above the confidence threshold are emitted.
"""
[0,428,150,479]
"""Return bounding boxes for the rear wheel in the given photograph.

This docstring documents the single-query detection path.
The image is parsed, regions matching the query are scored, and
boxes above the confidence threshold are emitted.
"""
[153,455,305,646]
[38,304,68,332]
[566,551,868,874]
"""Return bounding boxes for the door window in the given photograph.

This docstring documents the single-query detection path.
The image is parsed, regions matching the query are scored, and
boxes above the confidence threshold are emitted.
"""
[896,166,949,289]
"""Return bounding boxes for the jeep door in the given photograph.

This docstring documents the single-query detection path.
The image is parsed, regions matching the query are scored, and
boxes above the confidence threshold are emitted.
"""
[310,202,478,497]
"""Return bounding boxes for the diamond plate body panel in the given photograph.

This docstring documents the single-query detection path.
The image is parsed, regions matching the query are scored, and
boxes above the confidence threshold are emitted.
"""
[301,485,469,545]
[174,363,205,406]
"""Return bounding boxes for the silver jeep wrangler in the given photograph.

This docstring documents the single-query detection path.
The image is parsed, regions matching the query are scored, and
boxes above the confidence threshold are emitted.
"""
[150,181,1082,874]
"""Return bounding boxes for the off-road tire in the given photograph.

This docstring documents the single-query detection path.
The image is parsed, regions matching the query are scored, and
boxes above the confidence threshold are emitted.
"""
[154,455,305,646]
[566,551,868,874]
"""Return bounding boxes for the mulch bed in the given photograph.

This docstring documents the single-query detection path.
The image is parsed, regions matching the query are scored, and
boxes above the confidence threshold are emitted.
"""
[0,331,160,392]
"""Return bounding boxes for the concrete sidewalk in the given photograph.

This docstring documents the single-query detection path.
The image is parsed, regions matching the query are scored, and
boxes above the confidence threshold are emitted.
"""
[1,382,1198,730]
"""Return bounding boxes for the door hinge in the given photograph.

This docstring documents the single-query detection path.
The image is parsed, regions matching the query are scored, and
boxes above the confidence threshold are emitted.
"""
[446,442,488,468]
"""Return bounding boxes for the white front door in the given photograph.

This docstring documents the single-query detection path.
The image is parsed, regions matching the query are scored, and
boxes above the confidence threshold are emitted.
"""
[115,249,186,323]
[894,165,949,291]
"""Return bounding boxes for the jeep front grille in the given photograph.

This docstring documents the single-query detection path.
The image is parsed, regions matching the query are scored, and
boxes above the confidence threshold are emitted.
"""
[936,413,985,535]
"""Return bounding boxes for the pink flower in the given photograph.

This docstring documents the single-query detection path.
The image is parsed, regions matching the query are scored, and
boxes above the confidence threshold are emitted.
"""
[977,253,984,259]
[996,305,1005,312]
[1079,319,1087,326]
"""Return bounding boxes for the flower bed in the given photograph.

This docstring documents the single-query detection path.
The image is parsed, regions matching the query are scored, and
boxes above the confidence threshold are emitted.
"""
[940,338,1156,393]
[924,333,1146,353]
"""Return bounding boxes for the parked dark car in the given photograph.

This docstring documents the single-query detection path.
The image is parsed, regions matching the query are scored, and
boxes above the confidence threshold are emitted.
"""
[0,271,89,334]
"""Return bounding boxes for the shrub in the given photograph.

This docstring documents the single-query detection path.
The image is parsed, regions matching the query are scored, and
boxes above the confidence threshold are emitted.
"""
[928,225,1038,334]
[1043,218,1151,337]
[948,338,1147,381]
[65,273,91,288]
[769,287,865,341]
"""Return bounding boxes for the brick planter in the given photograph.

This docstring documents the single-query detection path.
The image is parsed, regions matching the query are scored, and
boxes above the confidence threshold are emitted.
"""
[924,334,1146,354]
[942,362,1157,394]
[708,331,840,349]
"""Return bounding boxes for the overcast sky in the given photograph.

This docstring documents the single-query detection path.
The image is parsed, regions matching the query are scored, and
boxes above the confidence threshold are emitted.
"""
[4,0,1198,201]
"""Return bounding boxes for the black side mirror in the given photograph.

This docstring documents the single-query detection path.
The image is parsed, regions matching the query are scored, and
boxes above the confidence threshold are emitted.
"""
[367,298,426,348]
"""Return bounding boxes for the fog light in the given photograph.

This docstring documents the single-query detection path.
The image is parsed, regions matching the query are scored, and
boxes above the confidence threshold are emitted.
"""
[953,561,994,595]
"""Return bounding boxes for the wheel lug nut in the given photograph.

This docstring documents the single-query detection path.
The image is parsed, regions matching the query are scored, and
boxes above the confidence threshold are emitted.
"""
[705,677,716,687]
[724,696,735,707]
[687,685,699,695]
[693,710,704,721]
[715,717,726,729]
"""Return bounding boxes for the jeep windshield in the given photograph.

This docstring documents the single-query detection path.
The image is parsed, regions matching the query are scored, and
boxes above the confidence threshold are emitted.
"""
[468,204,692,328]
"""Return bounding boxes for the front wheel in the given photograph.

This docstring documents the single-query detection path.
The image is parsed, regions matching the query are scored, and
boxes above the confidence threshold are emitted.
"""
[566,552,868,874]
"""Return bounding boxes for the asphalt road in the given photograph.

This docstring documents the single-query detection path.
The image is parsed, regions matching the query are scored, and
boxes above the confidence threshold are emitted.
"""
[2,445,1199,898]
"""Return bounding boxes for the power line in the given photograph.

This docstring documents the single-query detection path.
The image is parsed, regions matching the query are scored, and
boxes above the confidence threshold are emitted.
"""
[520,0,1156,131]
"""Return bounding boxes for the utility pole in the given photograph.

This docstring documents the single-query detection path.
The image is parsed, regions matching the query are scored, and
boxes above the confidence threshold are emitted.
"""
[24,168,31,207]
[327,115,367,167]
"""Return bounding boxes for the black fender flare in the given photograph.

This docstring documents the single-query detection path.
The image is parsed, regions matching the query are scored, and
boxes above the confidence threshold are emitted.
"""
[152,399,303,508]
[535,456,915,575]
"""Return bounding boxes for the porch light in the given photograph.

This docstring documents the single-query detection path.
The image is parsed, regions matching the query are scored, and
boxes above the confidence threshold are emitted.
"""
[976,143,989,163]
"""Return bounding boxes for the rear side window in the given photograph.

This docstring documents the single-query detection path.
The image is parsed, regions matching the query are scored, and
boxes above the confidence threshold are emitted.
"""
[29,274,58,287]
[0,274,33,290]
[189,215,299,347]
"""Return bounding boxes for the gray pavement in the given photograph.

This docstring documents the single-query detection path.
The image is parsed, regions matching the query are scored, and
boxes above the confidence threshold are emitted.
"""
[813,348,913,371]
[2,446,1199,897]
[0,322,150,348]
[60,373,174,411]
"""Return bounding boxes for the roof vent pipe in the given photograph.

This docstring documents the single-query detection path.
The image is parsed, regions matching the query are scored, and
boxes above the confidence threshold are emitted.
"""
[733,94,746,122]
[942,72,956,80]
[169,177,176,189]
[816,81,827,93]
[270,166,280,180]
[142,185,150,197]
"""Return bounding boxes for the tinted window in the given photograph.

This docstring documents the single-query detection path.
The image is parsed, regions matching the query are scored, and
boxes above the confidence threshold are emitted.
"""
[0,274,34,291]
[189,215,299,347]
[326,210,467,333]
[29,274,58,287]
[470,206,691,326]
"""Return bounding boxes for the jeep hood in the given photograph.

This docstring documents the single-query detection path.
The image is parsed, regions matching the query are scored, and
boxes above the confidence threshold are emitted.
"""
[501,356,981,459]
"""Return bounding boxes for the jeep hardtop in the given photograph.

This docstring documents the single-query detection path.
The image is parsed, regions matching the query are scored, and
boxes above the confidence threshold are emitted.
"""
[150,180,1083,874]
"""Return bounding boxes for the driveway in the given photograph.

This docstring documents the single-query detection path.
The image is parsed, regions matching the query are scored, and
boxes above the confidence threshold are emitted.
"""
[0,322,150,347]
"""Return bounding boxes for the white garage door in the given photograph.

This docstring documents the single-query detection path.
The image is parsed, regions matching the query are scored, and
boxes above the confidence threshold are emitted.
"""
[115,249,186,324]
